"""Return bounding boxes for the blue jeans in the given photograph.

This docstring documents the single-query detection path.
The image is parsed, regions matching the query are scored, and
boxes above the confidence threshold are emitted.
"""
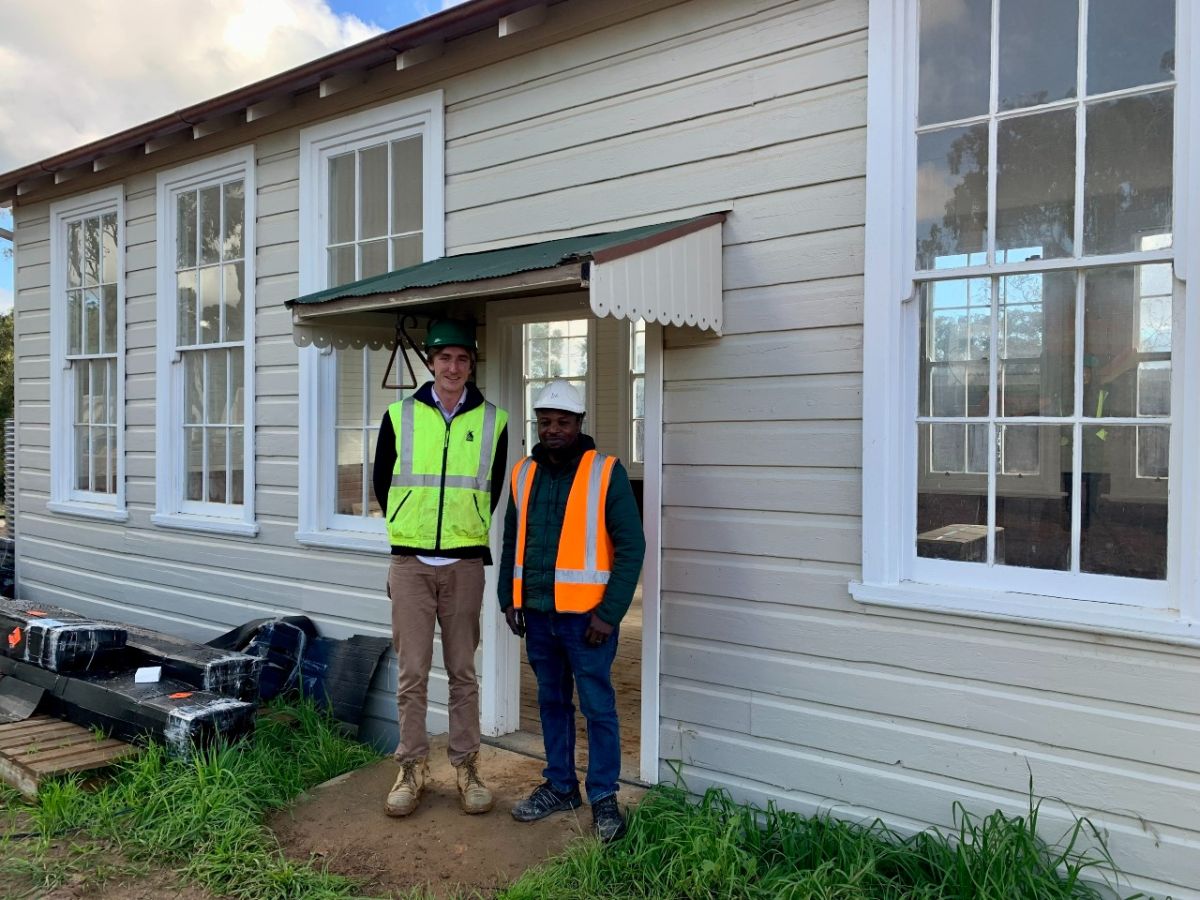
[523,609,621,804]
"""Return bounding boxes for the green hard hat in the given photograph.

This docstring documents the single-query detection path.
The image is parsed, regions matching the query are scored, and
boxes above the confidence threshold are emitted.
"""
[425,319,477,353]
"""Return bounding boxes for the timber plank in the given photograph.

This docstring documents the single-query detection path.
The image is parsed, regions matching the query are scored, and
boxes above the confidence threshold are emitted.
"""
[0,716,138,799]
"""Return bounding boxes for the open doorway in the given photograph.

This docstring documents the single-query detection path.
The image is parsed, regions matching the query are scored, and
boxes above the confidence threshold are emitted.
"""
[482,296,660,784]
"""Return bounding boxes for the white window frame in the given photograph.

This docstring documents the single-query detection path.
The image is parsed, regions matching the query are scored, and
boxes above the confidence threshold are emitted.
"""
[153,146,258,537]
[853,1,1200,643]
[296,92,445,553]
[48,186,128,522]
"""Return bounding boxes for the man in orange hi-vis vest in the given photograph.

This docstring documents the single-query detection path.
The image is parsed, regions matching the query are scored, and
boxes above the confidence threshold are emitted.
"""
[498,379,645,842]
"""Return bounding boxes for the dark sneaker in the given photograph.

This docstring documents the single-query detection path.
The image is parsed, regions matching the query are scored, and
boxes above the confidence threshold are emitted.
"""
[592,795,627,843]
[511,781,582,822]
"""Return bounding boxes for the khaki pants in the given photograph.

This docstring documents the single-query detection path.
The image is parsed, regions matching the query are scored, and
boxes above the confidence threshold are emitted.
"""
[388,556,484,766]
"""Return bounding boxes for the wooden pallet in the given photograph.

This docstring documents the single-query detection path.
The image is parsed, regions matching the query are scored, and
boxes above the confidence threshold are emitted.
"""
[0,715,139,798]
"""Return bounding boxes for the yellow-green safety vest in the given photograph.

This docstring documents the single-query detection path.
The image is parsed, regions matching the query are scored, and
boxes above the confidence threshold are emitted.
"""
[385,397,507,549]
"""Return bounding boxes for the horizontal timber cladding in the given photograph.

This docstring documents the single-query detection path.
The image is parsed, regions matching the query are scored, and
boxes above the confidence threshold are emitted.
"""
[9,0,1200,891]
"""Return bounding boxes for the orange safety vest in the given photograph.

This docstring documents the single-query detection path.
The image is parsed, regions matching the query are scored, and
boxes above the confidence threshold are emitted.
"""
[511,450,617,613]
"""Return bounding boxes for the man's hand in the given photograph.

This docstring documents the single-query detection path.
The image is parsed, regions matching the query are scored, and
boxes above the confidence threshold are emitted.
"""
[585,613,614,647]
[505,606,525,638]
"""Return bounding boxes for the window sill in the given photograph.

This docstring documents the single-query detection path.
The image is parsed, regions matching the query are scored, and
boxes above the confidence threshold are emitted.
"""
[294,530,391,555]
[151,513,260,538]
[849,580,1200,648]
[46,501,130,524]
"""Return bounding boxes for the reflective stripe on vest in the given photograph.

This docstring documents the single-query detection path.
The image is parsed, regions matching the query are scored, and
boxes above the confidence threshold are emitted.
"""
[385,397,506,549]
[511,449,617,613]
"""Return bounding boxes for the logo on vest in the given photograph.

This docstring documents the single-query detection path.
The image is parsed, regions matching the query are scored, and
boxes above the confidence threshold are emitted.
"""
[465,430,475,442]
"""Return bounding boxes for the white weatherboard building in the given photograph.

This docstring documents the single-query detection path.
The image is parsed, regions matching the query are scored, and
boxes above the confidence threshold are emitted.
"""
[3,1,1199,895]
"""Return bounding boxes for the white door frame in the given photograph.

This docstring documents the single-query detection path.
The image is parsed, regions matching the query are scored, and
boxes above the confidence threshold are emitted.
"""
[479,294,663,784]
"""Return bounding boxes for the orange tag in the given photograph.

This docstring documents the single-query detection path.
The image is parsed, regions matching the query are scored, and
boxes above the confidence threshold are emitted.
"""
[27,610,46,617]
[6,627,21,649]
[168,692,193,700]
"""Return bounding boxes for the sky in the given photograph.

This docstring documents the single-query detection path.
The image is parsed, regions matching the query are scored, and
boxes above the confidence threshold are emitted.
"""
[0,0,467,314]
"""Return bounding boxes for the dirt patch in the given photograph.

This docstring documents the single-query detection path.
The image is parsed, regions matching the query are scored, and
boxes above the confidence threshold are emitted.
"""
[270,737,643,898]
[38,868,214,900]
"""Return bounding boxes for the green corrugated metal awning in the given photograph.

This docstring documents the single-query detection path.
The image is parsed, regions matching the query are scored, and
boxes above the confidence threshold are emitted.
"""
[287,215,722,308]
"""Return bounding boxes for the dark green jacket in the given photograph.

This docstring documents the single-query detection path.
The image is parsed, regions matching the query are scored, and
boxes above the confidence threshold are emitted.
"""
[498,435,645,625]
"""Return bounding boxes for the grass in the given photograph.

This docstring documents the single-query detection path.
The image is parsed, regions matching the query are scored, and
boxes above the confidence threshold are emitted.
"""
[0,699,382,900]
[501,782,1144,900]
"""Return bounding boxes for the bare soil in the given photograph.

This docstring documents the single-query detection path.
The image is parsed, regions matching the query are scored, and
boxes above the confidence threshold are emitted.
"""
[270,737,642,898]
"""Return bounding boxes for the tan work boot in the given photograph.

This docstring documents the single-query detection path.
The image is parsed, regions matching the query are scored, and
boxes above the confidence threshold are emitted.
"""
[454,751,494,814]
[385,757,428,817]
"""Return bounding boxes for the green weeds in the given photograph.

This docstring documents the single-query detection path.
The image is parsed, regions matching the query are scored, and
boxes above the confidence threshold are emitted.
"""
[502,783,1143,900]
[0,699,381,899]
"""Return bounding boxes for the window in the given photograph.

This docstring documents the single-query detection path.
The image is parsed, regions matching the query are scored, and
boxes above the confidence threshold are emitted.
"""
[523,319,589,449]
[297,93,445,550]
[154,147,257,536]
[857,0,1199,630]
[630,319,646,465]
[49,187,127,520]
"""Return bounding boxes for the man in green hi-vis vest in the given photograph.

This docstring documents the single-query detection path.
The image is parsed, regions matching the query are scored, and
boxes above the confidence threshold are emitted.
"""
[372,319,509,818]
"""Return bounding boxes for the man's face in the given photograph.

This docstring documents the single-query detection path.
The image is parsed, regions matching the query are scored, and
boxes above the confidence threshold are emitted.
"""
[427,346,474,396]
[536,409,582,452]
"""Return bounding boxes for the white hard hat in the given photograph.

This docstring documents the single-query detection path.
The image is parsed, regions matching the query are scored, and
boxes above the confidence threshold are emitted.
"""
[533,379,586,414]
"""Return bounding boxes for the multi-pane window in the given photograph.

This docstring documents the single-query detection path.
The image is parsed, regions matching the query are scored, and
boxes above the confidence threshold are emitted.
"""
[914,0,1175,585]
[66,213,119,496]
[176,180,246,508]
[630,319,646,464]
[325,135,424,523]
[523,319,588,450]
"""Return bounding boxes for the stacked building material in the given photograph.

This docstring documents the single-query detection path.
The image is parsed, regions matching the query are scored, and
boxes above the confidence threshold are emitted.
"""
[0,598,259,754]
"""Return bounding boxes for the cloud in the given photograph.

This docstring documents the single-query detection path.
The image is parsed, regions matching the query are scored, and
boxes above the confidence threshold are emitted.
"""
[0,286,11,315]
[0,0,384,173]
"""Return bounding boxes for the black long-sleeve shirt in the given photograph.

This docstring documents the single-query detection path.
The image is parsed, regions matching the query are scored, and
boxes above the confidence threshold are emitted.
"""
[372,381,509,560]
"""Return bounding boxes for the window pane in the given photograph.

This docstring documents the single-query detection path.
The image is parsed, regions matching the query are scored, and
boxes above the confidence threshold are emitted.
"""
[360,239,388,279]
[177,191,197,269]
[184,352,203,425]
[177,270,197,346]
[100,213,118,284]
[185,427,203,501]
[74,363,89,425]
[83,288,101,354]
[917,424,988,561]
[1083,92,1173,255]
[996,109,1075,262]
[206,428,227,504]
[230,427,244,505]
[1087,0,1175,95]
[90,426,109,496]
[995,425,1071,571]
[89,360,106,426]
[391,136,423,234]
[391,234,423,269]
[106,426,118,494]
[106,359,117,425]
[920,279,991,418]
[329,153,356,245]
[1136,424,1169,479]
[83,217,100,286]
[633,419,644,464]
[918,0,991,125]
[329,245,355,286]
[337,349,366,427]
[1084,265,1171,419]
[916,125,988,270]
[998,0,1077,111]
[229,347,244,426]
[198,185,221,266]
[222,180,244,261]
[101,284,117,355]
[336,428,365,515]
[1080,425,1167,579]
[223,262,244,342]
[75,424,90,491]
[199,265,220,344]
[999,271,1074,417]
[633,376,644,419]
[368,349,402,423]
[67,221,82,288]
[67,289,82,355]
[359,144,388,240]
[206,349,228,425]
